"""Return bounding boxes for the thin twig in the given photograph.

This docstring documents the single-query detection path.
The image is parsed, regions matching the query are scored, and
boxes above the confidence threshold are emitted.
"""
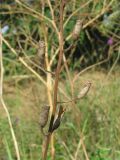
[57,97,81,104]
[106,47,120,79]
[80,132,89,160]
[73,56,110,83]
[62,141,75,160]
[0,33,21,160]
[63,54,74,99]
[15,0,59,37]
[2,37,47,86]
[74,136,85,160]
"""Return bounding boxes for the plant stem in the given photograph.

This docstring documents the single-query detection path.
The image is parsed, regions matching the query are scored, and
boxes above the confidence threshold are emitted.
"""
[42,134,51,160]
[49,0,64,132]
[42,1,64,159]
[0,31,21,160]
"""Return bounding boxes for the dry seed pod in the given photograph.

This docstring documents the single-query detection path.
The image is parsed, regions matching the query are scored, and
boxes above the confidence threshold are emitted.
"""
[39,105,50,128]
[51,106,65,132]
[37,41,45,64]
[77,81,92,99]
[52,117,61,132]
[72,19,83,39]
[37,41,45,57]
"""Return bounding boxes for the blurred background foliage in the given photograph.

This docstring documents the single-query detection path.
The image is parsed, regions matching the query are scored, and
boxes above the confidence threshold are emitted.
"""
[1,0,120,76]
[0,0,120,160]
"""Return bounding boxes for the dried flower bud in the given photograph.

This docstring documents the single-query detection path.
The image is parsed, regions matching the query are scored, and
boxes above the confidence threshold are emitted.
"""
[72,19,83,39]
[39,105,50,128]
[37,41,45,62]
[77,81,91,99]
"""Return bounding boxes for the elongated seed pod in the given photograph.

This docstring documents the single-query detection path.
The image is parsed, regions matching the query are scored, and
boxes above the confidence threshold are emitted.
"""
[39,105,50,128]
[37,41,45,65]
[72,19,83,39]
[51,106,65,132]
[37,41,45,57]
[52,117,61,132]
[77,82,91,99]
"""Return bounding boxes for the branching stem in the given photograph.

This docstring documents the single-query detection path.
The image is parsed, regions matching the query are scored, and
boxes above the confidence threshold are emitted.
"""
[42,1,65,159]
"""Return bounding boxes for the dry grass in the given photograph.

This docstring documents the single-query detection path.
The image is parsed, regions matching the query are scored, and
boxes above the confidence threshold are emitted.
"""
[0,69,120,159]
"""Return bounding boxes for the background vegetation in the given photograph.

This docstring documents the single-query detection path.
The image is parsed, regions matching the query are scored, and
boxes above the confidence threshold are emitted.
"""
[0,0,120,160]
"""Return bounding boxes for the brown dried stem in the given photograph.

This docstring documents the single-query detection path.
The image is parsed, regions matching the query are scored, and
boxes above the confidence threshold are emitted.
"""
[49,0,64,132]
[42,1,65,159]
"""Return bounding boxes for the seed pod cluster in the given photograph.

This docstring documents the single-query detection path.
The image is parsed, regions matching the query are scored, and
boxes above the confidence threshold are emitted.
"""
[77,81,91,99]
[39,105,50,128]
[72,19,83,40]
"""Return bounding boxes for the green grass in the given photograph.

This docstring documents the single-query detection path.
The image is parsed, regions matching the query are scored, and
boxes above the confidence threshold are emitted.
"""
[0,70,120,160]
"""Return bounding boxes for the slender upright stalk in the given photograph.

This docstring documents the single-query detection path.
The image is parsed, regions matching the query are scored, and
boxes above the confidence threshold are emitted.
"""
[0,32,21,160]
[42,1,64,159]
[49,0,64,132]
